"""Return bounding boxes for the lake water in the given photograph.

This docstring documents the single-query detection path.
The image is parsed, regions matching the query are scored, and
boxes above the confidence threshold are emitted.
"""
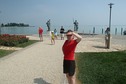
[0,25,126,35]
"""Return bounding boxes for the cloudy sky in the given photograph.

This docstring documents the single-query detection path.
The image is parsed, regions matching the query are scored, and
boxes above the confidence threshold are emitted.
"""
[0,0,126,27]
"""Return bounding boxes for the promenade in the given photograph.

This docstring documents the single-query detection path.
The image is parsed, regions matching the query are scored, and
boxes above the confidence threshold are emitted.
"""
[0,36,67,84]
[0,35,125,84]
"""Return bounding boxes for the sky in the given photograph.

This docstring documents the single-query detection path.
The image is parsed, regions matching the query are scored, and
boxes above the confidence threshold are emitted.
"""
[0,0,126,27]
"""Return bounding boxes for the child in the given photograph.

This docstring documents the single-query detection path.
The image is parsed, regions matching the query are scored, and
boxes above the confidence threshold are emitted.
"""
[51,31,55,44]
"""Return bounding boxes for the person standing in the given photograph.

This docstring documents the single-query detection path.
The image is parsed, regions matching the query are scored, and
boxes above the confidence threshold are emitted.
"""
[54,29,58,39]
[38,27,43,41]
[105,27,110,48]
[60,26,65,40]
[62,30,82,84]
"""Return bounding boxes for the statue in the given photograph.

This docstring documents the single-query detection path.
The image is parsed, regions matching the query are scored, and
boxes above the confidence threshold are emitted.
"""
[73,20,78,31]
[46,19,51,31]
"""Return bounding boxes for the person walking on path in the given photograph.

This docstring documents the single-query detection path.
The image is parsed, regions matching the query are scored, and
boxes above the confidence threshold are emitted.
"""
[38,26,43,41]
[60,26,65,40]
[62,30,82,84]
[51,31,55,44]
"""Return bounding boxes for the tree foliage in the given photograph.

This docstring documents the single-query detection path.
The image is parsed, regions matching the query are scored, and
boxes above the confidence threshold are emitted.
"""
[1,23,29,27]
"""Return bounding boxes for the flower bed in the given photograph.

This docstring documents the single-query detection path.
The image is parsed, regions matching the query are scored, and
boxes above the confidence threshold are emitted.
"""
[0,34,29,47]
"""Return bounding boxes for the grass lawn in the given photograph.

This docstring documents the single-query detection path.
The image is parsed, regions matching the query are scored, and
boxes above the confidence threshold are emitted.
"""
[0,40,38,58]
[0,50,15,58]
[15,40,38,48]
[76,50,126,84]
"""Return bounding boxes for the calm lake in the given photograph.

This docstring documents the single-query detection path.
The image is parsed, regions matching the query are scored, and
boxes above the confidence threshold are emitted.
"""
[0,25,126,35]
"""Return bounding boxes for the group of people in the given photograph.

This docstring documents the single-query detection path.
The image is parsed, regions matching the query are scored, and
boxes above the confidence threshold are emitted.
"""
[38,24,112,84]
[38,26,65,44]
[38,26,82,84]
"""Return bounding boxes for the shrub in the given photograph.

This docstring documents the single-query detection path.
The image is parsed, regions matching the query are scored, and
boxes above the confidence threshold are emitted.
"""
[0,34,29,47]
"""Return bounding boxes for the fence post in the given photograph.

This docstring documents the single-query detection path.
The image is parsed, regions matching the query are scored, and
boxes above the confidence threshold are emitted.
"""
[115,28,117,35]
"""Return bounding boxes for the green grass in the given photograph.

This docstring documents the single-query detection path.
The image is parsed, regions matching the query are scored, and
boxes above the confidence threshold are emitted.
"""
[0,49,15,58]
[15,40,38,48]
[76,50,126,84]
[0,40,38,58]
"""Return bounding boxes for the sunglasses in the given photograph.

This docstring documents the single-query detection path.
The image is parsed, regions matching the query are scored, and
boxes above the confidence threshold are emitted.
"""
[66,34,72,36]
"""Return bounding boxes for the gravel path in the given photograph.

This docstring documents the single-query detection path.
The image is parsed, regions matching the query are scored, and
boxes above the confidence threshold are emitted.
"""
[0,37,67,84]
[0,35,125,84]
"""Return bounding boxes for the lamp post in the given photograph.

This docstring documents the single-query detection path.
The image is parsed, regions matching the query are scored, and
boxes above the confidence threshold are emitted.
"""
[108,3,114,49]
[0,11,1,35]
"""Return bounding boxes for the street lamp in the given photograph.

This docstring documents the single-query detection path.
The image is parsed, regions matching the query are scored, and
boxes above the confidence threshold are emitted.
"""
[0,11,1,35]
[108,3,114,49]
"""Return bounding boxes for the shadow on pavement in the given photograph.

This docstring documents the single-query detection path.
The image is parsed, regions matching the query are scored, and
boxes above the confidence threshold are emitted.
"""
[93,46,106,49]
[34,78,51,84]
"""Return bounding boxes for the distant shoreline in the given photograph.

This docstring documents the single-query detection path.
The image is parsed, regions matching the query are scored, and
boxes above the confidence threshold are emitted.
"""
[1,23,33,27]
[1,26,35,27]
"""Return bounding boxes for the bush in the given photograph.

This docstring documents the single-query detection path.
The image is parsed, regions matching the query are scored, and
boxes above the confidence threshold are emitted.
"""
[0,34,29,47]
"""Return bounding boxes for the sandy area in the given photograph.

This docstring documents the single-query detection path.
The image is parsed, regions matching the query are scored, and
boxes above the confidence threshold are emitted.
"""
[0,35,126,52]
[0,46,22,50]
[0,34,125,84]
[28,34,126,52]
[1,34,125,52]
[76,35,126,52]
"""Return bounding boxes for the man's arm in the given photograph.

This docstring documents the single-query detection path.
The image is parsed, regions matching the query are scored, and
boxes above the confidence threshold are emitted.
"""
[72,32,82,43]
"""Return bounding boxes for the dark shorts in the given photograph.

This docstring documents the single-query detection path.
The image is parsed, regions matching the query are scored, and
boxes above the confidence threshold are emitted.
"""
[39,33,42,37]
[63,60,76,76]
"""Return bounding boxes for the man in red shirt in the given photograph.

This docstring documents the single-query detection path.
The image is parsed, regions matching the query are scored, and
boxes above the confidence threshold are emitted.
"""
[38,27,43,41]
[62,30,82,84]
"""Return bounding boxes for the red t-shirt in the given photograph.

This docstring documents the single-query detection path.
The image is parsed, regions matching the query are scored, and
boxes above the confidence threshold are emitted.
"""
[62,40,78,60]
[39,28,43,34]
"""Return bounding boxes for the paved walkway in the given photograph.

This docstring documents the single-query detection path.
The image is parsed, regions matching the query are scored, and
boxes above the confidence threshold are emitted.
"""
[0,37,67,84]
[0,35,125,84]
